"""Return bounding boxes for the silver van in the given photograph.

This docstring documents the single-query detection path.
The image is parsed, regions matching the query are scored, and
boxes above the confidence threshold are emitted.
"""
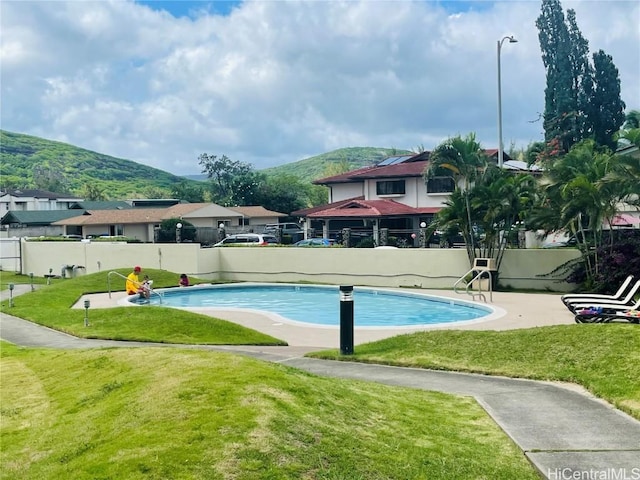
[213,233,278,247]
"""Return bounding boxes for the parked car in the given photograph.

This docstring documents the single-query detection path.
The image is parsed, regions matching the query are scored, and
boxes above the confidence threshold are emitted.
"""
[263,223,303,235]
[292,238,333,247]
[213,233,278,247]
[263,223,304,242]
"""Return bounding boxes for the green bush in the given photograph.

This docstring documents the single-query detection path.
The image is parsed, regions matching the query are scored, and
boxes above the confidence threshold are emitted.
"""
[355,238,375,248]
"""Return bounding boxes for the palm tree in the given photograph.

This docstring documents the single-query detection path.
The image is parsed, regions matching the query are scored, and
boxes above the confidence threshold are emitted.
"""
[470,168,539,269]
[623,110,640,130]
[608,127,640,206]
[424,133,488,262]
[529,140,622,283]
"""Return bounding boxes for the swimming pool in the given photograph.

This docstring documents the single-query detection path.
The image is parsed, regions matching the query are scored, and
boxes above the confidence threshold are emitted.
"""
[126,283,494,327]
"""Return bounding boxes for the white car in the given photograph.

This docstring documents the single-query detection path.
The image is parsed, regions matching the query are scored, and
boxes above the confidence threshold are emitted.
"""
[213,233,279,247]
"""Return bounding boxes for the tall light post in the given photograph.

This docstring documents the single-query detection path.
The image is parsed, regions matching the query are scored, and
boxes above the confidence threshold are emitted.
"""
[497,35,517,168]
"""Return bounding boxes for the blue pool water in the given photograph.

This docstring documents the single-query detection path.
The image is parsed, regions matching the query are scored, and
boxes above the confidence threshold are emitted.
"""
[132,284,492,327]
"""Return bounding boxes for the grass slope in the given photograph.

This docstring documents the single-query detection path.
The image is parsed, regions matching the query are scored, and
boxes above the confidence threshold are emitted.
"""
[310,326,640,420]
[0,271,284,346]
[0,343,539,479]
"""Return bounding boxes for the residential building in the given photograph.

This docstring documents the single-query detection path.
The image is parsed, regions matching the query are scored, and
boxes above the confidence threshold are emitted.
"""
[53,203,243,242]
[292,150,531,245]
[0,189,83,216]
[226,206,287,231]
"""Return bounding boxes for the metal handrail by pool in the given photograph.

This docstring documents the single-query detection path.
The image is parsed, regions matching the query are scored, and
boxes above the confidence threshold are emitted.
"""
[107,271,162,303]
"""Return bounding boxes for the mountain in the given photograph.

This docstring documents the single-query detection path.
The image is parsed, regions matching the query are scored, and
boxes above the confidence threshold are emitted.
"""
[0,130,413,198]
[262,147,413,183]
[0,130,200,199]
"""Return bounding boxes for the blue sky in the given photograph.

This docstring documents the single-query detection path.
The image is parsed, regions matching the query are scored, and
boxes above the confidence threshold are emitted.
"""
[136,0,494,18]
[2,0,638,175]
[136,0,242,18]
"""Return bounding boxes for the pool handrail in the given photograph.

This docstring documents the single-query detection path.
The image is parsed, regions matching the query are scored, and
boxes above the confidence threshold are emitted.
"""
[107,270,162,303]
[453,268,493,302]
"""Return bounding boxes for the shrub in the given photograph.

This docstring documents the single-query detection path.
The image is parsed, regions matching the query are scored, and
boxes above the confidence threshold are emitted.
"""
[567,230,640,293]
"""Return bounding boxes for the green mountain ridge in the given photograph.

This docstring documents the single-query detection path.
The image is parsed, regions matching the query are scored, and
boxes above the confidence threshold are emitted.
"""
[262,146,413,183]
[0,130,197,199]
[0,130,411,198]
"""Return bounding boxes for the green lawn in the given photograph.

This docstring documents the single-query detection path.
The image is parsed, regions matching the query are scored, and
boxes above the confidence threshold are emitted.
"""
[0,342,539,479]
[2,270,638,477]
[0,271,284,346]
[309,326,640,420]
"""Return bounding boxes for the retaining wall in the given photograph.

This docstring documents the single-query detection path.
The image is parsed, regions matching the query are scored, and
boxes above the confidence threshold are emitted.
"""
[18,240,581,291]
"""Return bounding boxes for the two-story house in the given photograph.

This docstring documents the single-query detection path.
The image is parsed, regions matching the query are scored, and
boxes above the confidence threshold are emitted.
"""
[293,150,515,245]
[0,189,83,217]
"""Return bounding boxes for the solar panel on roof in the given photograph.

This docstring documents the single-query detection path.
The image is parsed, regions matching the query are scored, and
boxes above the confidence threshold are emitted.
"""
[378,155,411,166]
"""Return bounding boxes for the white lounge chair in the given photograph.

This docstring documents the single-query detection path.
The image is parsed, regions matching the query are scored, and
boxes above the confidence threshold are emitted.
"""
[575,309,640,324]
[561,275,634,307]
[571,297,640,315]
[564,280,640,313]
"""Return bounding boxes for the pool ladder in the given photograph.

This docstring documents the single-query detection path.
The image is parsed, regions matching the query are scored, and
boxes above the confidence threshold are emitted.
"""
[107,271,163,303]
[453,268,493,303]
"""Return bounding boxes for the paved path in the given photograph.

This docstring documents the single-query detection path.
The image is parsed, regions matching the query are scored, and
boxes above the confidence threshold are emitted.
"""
[1,285,639,479]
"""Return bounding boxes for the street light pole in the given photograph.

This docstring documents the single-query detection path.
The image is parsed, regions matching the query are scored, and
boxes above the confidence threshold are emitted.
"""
[497,35,517,169]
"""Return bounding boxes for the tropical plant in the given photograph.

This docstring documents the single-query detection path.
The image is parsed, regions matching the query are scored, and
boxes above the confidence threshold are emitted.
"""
[623,110,640,130]
[424,133,487,262]
[528,140,624,285]
[607,127,640,207]
[565,230,640,293]
[470,168,539,269]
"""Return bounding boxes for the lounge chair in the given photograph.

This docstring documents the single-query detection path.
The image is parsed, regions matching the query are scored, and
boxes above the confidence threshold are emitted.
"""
[575,310,640,324]
[561,275,634,307]
[565,280,640,313]
[572,298,640,316]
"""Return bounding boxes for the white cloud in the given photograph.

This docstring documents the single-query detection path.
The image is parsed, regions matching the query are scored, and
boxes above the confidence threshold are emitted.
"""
[1,0,638,175]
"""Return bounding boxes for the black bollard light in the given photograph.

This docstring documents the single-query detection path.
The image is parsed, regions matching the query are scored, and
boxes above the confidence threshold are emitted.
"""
[84,299,90,327]
[29,272,34,291]
[339,285,354,355]
[8,283,14,307]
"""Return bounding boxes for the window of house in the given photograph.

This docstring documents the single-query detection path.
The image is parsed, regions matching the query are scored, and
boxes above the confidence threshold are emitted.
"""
[108,225,124,236]
[427,177,455,194]
[376,180,405,195]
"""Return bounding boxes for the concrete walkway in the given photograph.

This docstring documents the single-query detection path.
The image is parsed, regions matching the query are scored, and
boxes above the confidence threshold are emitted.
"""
[1,285,639,479]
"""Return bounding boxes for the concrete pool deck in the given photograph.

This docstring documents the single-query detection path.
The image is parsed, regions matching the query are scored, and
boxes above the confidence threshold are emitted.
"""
[71,285,576,350]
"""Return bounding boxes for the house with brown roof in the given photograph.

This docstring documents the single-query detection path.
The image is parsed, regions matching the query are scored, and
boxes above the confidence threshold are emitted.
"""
[293,150,513,245]
[226,206,287,231]
[53,203,243,242]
